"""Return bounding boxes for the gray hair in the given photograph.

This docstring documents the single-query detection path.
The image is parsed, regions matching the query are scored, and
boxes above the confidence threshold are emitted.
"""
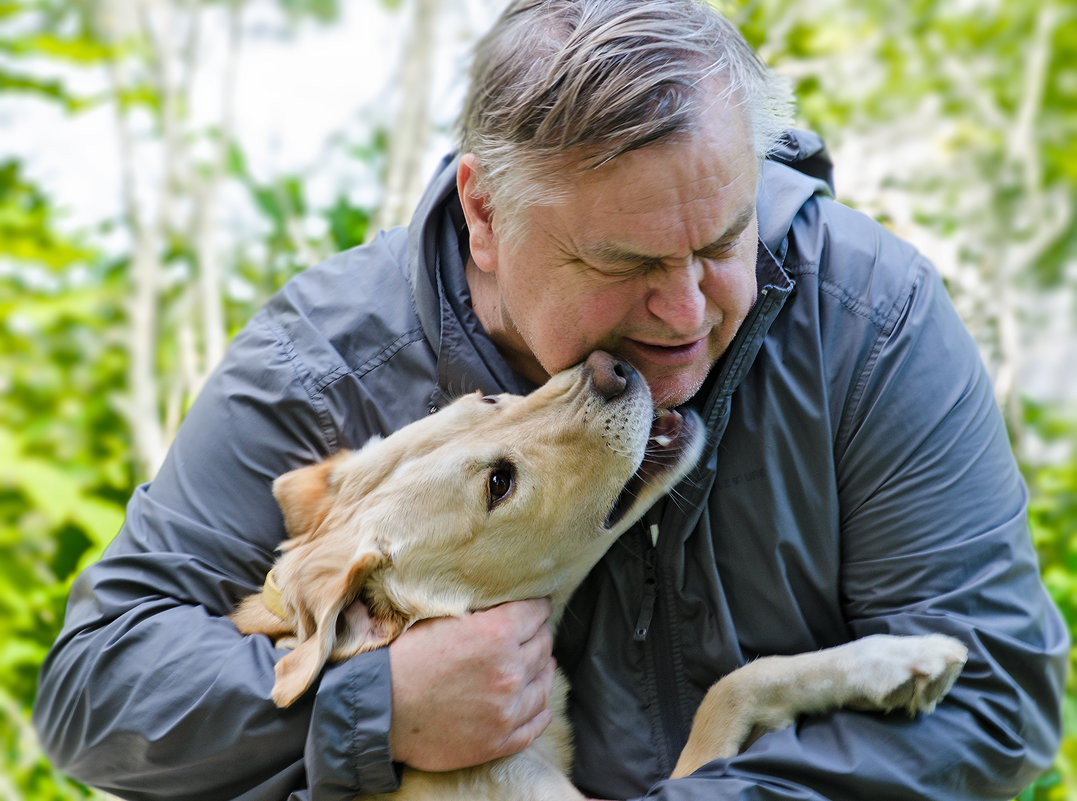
[456,0,795,237]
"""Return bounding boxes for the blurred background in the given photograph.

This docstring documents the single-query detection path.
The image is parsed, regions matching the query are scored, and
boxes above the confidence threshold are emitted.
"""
[0,0,1073,798]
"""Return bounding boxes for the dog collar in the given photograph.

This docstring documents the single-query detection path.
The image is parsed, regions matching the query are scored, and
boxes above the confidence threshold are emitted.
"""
[262,568,287,620]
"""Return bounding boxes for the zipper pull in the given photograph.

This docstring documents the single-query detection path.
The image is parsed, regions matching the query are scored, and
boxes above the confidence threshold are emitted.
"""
[634,545,658,642]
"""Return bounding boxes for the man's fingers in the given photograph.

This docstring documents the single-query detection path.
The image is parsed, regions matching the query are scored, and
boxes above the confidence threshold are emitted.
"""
[497,704,554,759]
[521,619,554,677]
[495,653,556,757]
[487,596,553,643]
[519,654,556,719]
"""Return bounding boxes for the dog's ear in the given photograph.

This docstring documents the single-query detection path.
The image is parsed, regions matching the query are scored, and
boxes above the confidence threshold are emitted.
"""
[270,550,404,708]
[272,454,347,543]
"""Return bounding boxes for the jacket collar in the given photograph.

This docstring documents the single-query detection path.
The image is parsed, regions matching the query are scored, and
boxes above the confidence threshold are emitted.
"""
[406,154,535,408]
[406,153,459,359]
[689,241,793,438]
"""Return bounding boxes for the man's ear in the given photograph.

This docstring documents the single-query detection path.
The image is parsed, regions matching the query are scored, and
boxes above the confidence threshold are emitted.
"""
[457,153,498,274]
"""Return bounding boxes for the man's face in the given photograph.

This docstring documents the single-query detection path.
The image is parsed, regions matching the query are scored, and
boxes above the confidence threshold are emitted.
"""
[462,98,759,409]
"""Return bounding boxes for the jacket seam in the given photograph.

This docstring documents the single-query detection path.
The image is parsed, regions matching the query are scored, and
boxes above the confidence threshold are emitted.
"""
[314,328,427,394]
[784,262,888,334]
[833,256,926,460]
[784,247,926,337]
[261,315,339,454]
[262,314,427,453]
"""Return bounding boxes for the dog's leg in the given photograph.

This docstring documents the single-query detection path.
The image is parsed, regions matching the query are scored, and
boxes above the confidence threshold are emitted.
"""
[671,633,968,778]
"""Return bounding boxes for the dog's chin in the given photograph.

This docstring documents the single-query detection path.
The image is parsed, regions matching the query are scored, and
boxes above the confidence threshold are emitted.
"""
[602,407,702,532]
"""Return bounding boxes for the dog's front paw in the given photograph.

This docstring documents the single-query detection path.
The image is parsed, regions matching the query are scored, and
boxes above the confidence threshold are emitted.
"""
[849,633,968,716]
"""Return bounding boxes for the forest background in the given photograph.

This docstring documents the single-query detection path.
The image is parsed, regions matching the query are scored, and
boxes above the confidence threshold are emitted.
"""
[1,0,1074,799]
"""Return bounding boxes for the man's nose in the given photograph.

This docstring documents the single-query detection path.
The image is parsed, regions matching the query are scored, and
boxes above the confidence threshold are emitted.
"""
[644,260,707,336]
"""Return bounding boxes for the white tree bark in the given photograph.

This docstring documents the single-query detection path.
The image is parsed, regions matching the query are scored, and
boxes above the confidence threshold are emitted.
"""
[102,18,166,480]
[95,0,248,475]
[372,0,438,233]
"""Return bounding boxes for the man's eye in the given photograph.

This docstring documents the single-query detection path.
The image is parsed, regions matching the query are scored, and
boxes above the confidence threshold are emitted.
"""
[588,262,652,281]
[488,467,514,508]
[698,238,739,260]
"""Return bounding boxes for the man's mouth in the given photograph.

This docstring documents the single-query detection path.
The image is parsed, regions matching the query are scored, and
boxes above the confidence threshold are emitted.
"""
[624,337,707,366]
[602,407,698,529]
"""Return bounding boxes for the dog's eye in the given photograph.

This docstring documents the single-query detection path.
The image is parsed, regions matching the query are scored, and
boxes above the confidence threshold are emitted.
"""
[488,467,514,508]
[481,395,499,404]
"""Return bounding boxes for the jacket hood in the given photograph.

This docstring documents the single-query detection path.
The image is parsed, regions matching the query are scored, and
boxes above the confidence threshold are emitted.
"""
[406,153,462,361]
[406,153,536,404]
[758,129,835,262]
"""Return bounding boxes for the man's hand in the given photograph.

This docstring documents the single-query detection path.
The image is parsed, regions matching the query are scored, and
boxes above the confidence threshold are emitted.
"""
[388,598,556,772]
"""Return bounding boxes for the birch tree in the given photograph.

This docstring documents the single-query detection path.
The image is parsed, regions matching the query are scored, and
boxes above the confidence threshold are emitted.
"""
[93,0,245,476]
[372,0,438,232]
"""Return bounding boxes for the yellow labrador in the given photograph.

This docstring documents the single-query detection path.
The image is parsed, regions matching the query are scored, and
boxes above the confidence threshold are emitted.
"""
[232,351,967,800]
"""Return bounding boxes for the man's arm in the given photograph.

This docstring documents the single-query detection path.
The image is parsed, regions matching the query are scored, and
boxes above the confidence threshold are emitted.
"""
[641,255,1066,800]
[32,301,556,800]
[32,309,401,800]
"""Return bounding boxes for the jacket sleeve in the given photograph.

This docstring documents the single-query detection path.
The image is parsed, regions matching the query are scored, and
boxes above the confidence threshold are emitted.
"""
[643,256,1067,800]
[32,309,401,801]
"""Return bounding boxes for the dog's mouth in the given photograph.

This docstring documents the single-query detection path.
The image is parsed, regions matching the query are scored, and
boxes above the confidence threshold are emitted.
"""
[602,407,699,530]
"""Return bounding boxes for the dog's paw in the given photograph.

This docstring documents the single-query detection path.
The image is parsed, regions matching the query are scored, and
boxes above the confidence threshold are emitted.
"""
[848,634,968,716]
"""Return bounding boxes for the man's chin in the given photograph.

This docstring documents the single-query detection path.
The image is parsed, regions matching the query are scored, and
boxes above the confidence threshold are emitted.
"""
[611,340,718,408]
[644,368,712,409]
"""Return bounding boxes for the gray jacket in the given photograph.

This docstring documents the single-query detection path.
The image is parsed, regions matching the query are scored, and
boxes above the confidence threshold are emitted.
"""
[34,132,1067,801]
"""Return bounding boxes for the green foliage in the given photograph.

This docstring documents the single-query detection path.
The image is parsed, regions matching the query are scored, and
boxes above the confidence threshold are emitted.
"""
[0,146,129,798]
[275,0,342,24]
[225,138,371,311]
[1023,402,1077,801]
[0,1,374,797]
[0,439,122,801]
[0,161,95,266]
[0,0,110,110]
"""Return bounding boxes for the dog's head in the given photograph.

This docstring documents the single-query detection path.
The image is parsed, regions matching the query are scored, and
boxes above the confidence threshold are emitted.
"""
[233,351,703,707]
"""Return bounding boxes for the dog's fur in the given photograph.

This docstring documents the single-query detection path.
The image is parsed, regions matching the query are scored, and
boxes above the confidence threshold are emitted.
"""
[233,352,967,800]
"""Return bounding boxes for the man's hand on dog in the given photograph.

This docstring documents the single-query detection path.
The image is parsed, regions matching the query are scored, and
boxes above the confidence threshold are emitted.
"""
[388,597,556,772]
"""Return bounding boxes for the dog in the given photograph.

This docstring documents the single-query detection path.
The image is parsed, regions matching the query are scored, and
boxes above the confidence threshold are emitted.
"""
[232,350,967,800]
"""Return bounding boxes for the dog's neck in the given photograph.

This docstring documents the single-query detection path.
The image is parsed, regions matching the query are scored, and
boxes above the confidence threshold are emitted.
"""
[257,549,599,651]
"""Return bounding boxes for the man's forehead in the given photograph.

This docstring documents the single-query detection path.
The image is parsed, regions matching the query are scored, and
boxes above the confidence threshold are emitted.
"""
[579,201,757,265]
[564,131,757,253]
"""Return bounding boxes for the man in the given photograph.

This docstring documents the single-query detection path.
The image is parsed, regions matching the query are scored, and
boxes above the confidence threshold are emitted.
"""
[34,1,1066,800]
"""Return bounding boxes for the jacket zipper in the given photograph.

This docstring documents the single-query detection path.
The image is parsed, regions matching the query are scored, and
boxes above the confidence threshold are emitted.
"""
[633,521,686,771]
[633,525,659,641]
[629,286,784,769]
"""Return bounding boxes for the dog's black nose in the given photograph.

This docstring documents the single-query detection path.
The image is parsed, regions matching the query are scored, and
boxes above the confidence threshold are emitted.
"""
[585,351,635,400]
